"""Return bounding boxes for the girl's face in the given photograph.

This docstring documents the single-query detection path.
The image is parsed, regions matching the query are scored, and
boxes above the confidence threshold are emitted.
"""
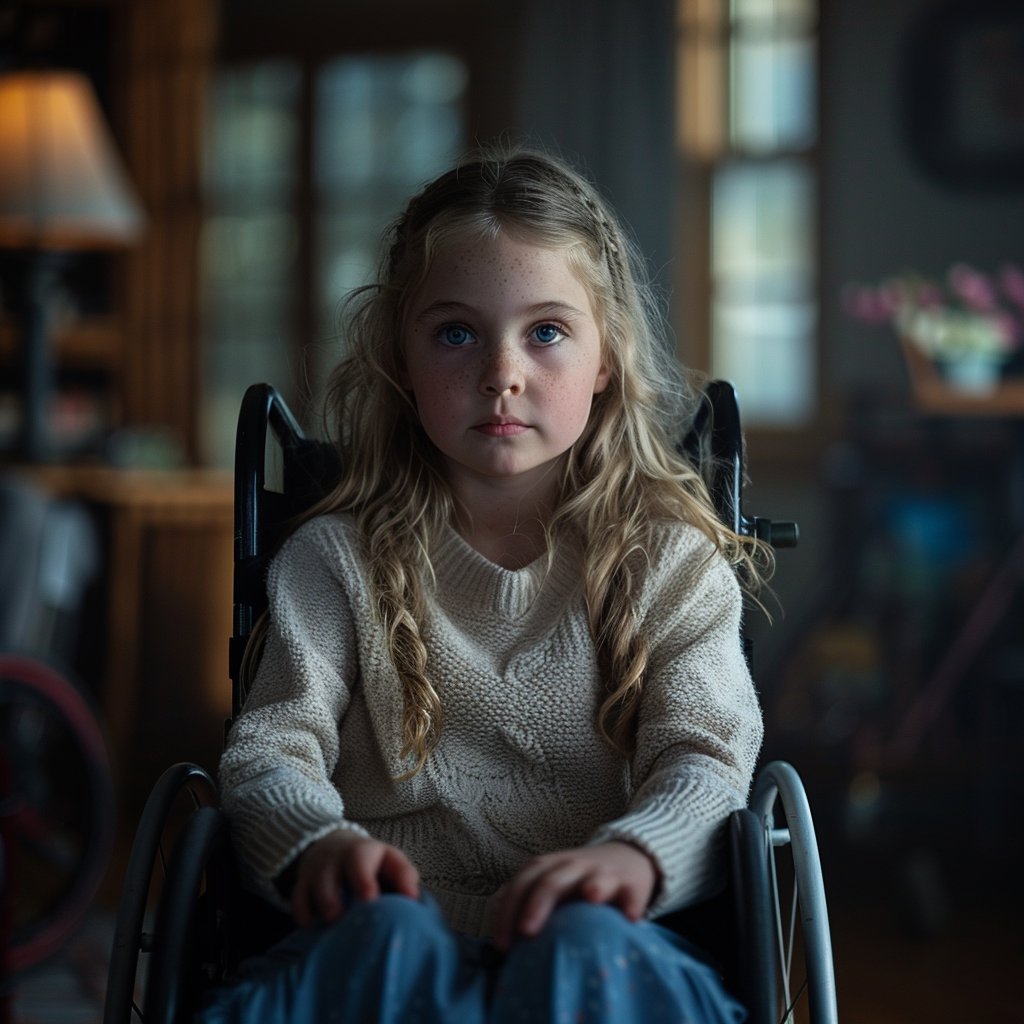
[401,233,610,492]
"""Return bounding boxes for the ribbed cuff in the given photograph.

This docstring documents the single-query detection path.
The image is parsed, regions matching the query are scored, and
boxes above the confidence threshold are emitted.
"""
[590,818,724,917]
[588,774,741,916]
[231,798,371,884]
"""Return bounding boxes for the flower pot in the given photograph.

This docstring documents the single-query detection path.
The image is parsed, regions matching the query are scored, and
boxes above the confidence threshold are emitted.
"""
[937,354,1005,395]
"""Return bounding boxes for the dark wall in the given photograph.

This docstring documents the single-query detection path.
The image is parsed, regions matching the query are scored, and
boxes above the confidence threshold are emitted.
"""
[751,0,1024,676]
[821,0,1024,394]
[518,0,675,297]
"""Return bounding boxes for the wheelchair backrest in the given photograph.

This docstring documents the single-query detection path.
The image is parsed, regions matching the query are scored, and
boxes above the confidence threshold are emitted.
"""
[228,379,790,719]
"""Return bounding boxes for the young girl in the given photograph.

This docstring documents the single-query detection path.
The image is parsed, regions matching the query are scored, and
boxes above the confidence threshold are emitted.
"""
[204,149,768,1024]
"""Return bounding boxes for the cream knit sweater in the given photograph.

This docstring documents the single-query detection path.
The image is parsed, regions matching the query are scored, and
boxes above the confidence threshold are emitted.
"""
[219,513,763,938]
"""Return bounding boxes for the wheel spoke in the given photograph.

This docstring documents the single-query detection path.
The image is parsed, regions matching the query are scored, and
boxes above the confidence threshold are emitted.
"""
[132,999,145,1022]
[786,876,798,984]
[769,819,792,1015]
[158,840,167,878]
[778,976,807,1024]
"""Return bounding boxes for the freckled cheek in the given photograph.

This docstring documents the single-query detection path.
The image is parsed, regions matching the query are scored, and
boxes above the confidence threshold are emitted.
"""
[539,377,598,438]
[413,369,473,436]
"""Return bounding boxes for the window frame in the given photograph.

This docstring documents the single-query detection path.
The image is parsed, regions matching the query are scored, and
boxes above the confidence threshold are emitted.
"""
[208,1,520,437]
[674,0,831,465]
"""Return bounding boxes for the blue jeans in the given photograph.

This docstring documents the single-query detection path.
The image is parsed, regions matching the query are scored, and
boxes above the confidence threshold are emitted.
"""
[199,893,747,1024]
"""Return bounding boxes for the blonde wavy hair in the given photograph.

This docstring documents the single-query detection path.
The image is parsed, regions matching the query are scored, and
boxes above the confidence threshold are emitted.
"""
[248,148,771,776]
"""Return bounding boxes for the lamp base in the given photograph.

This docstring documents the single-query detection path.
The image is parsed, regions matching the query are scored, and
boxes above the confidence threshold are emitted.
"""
[14,251,65,463]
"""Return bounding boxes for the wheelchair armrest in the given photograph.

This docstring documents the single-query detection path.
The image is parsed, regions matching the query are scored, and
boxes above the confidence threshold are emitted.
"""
[654,809,775,1024]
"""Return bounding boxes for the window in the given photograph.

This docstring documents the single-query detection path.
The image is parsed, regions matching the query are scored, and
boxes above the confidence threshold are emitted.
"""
[678,0,818,427]
[314,54,467,388]
[201,62,301,468]
[201,53,467,468]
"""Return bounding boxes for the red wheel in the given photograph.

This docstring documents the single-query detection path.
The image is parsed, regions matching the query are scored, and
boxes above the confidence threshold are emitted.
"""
[0,653,115,975]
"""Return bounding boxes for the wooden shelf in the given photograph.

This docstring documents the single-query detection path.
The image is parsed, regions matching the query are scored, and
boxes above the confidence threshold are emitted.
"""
[901,340,1024,417]
[25,464,232,511]
[0,317,121,370]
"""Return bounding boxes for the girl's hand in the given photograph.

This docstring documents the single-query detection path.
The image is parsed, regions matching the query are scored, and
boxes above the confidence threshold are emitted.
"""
[292,830,420,927]
[492,841,658,951]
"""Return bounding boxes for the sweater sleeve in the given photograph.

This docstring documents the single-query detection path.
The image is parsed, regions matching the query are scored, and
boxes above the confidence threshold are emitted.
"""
[218,517,370,898]
[588,526,763,916]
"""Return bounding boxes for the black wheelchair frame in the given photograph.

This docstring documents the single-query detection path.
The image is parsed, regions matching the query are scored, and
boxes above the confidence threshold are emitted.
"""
[104,381,837,1024]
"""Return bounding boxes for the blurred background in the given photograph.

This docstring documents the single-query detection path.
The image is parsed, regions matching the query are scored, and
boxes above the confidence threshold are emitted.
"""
[0,0,1022,1021]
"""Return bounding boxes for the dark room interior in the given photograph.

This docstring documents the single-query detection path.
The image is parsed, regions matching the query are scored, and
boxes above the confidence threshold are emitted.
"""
[1,0,1023,1022]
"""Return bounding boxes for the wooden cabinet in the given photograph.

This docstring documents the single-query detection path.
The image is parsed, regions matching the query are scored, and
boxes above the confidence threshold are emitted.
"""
[29,466,233,816]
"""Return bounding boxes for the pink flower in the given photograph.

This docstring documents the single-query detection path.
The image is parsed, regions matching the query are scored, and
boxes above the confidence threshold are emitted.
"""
[917,283,944,308]
[948,263,998,312]
[993,311,1021,348]
[842,285,892,324]
[999,263,1024,311]
[877,281,905,317]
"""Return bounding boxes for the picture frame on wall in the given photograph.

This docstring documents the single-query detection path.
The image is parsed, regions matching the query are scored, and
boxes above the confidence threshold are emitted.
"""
[902,0,1024,191]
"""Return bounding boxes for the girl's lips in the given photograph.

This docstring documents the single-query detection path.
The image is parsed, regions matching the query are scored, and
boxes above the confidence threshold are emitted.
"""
[472,422,530,437]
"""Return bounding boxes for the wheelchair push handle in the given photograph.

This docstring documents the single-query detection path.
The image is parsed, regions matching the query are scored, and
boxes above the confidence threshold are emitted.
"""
[234,383,306,565]
[684,380,800,551]
[749,517,800,549]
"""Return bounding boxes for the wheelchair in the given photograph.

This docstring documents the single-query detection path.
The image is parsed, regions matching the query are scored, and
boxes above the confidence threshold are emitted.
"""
[0,477,115,988]
[104,381,838,1024]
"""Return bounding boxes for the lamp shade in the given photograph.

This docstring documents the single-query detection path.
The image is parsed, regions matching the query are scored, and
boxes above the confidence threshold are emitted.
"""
[0,71,144,250]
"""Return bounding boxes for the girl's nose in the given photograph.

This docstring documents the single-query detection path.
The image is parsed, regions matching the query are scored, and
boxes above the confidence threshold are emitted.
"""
[479,345,524,397]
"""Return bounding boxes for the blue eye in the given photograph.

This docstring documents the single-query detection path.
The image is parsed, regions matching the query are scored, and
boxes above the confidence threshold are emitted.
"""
[440,325,473,346]
[533,323,563,345]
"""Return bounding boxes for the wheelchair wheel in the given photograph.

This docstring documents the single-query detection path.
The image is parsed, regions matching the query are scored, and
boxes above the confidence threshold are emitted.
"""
[144,804,236,1024]
[750,761,838,1024]
[0,653,115,976]
[104,763,219,1024]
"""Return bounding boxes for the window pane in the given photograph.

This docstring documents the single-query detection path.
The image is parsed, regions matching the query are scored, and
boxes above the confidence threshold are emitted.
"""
[731,0,815,29]
[731,34,815,152]
[712,300,816,424]
[201,61,301,468]
[711,158,815,424]
[713,159,814,298]
[314,53,466,399]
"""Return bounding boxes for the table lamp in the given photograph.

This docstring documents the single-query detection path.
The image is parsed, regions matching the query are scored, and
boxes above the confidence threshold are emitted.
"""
[0,70,144,461]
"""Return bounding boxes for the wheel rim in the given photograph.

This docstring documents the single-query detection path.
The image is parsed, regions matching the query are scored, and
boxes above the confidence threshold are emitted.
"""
[0,653,114,975]
[104,763,217,1024]
[751,760,838,1024]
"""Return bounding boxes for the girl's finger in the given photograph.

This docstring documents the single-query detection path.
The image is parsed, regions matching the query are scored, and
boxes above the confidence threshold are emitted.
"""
[616,881,648,922]
[517,864,589,937]
[345,843,382,902]
[292,879,313,928]
[380,848,420,899]
[493,860,557,949]
[312,862,344,923]
[579,869,619,905]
